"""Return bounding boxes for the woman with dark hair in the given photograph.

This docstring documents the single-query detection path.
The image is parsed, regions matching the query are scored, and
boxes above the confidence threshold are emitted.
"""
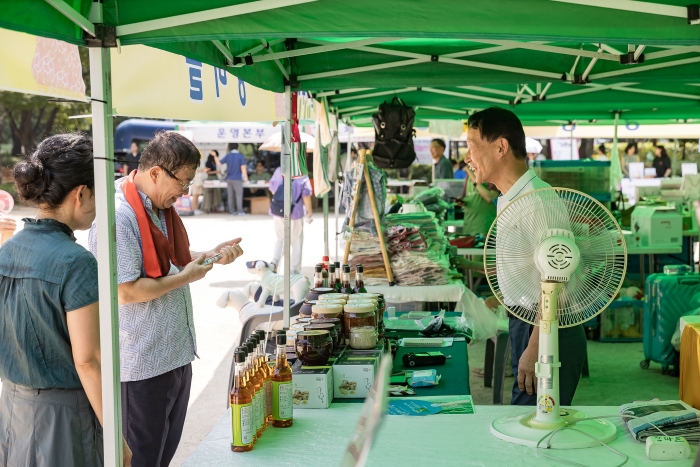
[0,134,131,466]
[653,145,672,178]
[201,149,222,212]
[620,142,638,177]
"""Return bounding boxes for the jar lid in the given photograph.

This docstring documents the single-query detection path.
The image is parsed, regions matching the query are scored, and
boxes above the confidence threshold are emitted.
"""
[319,293,349,300]
[343,306,375,314]
[312,304,343,311]
[353,293,379,299]
[311,287,335,294]
[296,330,330,337]
[310,317,341,324]
[304,323,335,331]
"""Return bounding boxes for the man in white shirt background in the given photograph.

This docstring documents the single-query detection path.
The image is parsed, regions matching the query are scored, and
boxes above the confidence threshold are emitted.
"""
[465,106,587,406]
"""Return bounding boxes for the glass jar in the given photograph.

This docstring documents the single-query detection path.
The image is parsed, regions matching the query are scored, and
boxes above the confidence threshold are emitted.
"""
[343,305,375,340]
[311,303,343,320]
[349,326,378,350]
[310,318,342,347]
[295,330,333,366]
[304,323,338,352]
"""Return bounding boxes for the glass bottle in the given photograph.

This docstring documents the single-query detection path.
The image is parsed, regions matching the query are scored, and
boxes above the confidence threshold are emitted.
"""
[334,262,342,292]
[255,330,273,423]
[248,336,267,429]
[244,341,264,438]
[328,264,337,291]
[354,264,367,293]
[236,346,257,443]
[313,264,324,288]
[230,350,254,452]
[321,255,330,286]
[271,333,293,428]
[341,264,354,295]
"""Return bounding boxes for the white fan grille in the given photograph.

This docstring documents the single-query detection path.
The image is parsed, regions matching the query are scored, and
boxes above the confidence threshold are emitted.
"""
[484,188,627,327]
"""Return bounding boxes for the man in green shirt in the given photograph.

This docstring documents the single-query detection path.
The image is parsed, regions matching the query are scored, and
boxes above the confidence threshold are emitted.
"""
[431,138,453,180]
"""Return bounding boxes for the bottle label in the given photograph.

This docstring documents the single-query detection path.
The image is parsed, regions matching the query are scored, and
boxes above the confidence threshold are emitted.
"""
[231,402,253,446]
[265,380,273,417]
[257,388,265,429]
[253,390,262,431]
[272,381,293,420]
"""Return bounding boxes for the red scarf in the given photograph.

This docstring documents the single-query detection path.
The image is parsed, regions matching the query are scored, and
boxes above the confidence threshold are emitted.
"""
[121,171,191,278]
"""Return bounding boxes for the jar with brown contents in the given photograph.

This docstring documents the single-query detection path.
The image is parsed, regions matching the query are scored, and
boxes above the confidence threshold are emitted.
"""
[343,305,376,340]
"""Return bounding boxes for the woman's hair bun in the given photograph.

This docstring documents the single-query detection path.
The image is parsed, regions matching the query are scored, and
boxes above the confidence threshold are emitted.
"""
[13,158,48,203]
[12,133,94,209]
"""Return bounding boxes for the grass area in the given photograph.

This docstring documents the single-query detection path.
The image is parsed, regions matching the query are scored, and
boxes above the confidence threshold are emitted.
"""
[0,183,17,201]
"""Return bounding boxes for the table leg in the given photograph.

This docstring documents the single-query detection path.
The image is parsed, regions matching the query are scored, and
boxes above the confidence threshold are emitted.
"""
[639,254,645,287]
[492,333,510,405]
[650,254,656,275]
[484,337,495,388]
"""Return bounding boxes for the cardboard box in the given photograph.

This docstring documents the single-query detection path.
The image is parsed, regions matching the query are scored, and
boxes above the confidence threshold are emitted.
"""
[332,350,381,399]
[631,206,682,248]
[292,366,333,409]
[248,196,270,215]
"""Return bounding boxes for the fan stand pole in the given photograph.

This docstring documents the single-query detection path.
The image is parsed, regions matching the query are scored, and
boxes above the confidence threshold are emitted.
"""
[530,281,565,430]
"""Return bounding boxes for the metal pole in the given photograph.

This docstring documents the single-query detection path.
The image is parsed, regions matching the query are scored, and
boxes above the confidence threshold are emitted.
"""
[570,128,574,160]
[89,46,123,467]
[334,179,340,262]
[323,192,329,256]
[283,86,292,329]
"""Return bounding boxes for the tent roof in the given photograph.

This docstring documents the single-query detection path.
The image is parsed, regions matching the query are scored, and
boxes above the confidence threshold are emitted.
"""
[1,0,699,123]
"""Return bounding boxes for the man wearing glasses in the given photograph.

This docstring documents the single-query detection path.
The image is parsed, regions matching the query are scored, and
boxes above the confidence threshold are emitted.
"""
[89,132,244,467]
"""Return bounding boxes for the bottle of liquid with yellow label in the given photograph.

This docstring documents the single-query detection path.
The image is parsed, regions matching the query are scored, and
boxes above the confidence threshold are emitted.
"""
[255,330,273,423]
[271,332,293,427]
[231,350,254,452]
[244,341,264,438]
[248,336,268,430]
[236,346,257,443]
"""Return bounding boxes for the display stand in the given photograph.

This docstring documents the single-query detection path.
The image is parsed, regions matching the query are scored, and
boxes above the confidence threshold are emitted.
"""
[342,150,395,285]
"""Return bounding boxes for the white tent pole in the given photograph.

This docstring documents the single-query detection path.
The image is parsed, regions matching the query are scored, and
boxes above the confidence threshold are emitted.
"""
[88,46,123,467]
[334,179,340,262]
[323,193,329,257]
[283,85,292,328]
[570,127,574,160]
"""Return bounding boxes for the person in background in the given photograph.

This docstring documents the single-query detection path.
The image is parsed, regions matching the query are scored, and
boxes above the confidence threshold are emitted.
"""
[123,141,141,175]
[620,142,638,178]
[190,152,207,215]
[268,166,312,275]
[465,106,586,407]
[248,160,272,196]
[0,134,131,467]
[594,144,609,161]
[457,159,499,235]
[218,143,248,216]
[0,214,17,246]
[200,150,222,213]
[653,145,672,178]
[453,160,467,180]
[431,138,453,180]
[89,132,244,467]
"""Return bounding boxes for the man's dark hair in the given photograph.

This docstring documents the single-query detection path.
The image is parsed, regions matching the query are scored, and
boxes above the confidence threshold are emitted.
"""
[431,138,446,149]
[467,107,527,160]
[14,133,94,209]
[227,142,239,152]
[139,131,200,172]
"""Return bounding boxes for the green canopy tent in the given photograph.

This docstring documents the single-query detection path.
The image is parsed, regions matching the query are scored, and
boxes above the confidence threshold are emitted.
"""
[1,1,699,465]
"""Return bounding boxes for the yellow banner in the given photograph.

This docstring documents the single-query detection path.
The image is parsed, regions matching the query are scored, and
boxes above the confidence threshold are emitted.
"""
[111,45,281,122]
[0,29,86,101]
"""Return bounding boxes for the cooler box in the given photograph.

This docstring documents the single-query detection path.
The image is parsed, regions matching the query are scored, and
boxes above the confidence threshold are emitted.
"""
[643,266,700,373]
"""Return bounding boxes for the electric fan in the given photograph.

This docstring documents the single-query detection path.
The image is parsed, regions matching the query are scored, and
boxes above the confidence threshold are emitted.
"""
[485,187,627,448]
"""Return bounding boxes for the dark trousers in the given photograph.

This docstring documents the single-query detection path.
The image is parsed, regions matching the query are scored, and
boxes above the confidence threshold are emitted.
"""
[509,318,586,406]
[226,180,244,214]
[122,364,192,467]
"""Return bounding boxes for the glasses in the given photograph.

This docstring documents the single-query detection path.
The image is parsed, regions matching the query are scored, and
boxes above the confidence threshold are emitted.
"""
[159,165,195,190]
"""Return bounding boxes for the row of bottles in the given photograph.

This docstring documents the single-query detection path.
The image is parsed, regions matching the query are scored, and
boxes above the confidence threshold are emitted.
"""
[314,258,367,294]
[231,331,293,451]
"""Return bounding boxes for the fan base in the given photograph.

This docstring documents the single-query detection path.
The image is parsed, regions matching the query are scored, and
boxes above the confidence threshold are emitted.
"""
[491,408,617,449]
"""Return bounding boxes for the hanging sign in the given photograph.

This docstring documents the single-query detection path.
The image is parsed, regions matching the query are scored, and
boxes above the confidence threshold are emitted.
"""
[0,29,86,101]
[111,45,282,122]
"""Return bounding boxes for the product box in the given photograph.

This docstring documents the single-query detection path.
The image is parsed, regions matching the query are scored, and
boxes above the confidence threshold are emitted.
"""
[332,350,382,399]
[630,206,682,248]
[292,365,333,409]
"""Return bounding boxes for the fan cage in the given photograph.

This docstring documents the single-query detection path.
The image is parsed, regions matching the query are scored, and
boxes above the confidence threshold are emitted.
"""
[484,188,627,327]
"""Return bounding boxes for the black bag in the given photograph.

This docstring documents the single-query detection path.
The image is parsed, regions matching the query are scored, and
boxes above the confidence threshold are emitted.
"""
[270,182,302,217]
[371,97,416,169]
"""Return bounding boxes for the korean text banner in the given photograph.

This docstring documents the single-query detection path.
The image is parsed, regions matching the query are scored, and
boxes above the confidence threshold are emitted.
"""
[0,29,86,101]
[111,45,280,122]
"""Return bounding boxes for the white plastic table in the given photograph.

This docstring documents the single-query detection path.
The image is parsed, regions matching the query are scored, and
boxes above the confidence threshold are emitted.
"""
[183,404,696,467]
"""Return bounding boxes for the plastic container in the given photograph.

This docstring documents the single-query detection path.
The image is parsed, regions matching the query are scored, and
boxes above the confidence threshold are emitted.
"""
[600,300,643,342]
[343,305,375,339]
[349,326,378,350]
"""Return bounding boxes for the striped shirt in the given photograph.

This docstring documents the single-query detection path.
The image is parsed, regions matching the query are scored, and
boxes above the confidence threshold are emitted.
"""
[88,179,196,382]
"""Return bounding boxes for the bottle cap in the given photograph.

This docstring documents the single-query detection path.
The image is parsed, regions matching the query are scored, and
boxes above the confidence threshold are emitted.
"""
[236,346,248,356]
[334,261,340,268]
[343,264,351,273]
[244,341,255,353]
[234,351,246,363]
[356,265,364,273]
[276,334,286,346]
[322,255,329,261]
[255,330,266,342]
[315,264,323,273]
[329,264,336,272]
